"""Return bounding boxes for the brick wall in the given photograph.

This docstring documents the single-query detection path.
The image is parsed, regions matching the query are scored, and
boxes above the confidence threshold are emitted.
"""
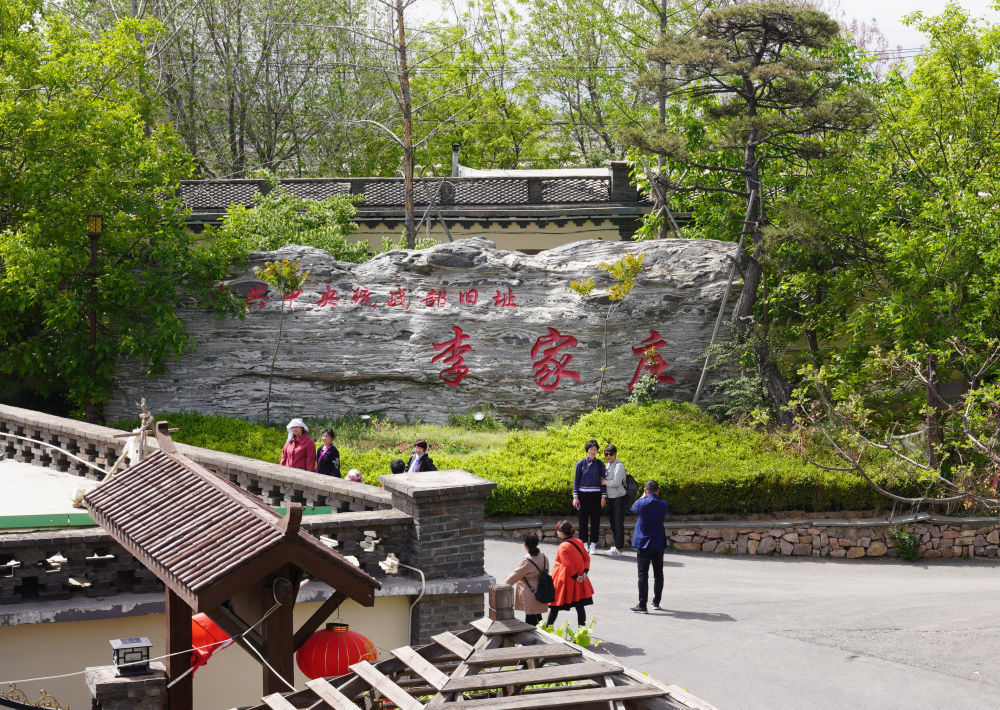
[409,593,485,645]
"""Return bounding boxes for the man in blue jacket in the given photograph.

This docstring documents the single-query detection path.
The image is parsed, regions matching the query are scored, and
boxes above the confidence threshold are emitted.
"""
[630,480,670,613]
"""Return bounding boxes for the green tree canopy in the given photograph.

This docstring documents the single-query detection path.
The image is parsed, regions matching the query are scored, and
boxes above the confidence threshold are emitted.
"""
[0,2,240,420]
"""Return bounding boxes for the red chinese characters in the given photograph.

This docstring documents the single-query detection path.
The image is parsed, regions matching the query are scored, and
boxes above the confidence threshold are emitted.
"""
[423,289,448,307]
[493,287,518,308]
[629,330,676,391]
[317,286,340,308]
[388,287,409,309]
[459,289,479,305]
[431,326,472,386]
[352,286,377,307]
[282,289,303,306]
[245,284,269,308]
[530,327,581,392]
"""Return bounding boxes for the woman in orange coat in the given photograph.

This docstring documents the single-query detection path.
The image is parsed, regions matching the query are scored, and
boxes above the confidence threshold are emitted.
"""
[546,520,594,626]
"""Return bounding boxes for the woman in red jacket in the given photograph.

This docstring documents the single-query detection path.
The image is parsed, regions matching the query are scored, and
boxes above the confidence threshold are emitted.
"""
[546,519,594,626]
[280,418,315,471]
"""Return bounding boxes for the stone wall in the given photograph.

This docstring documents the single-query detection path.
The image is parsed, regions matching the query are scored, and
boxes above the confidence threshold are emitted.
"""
[107,237,738,424]
[488,514,1000,560]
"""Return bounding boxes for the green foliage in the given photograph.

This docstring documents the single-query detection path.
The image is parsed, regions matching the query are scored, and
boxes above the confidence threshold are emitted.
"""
[539,619,600,648]
[0,4,240,420]
[627,371,658,407]
[889,526,920,561]
[447,408,511,432]
[208,185,368,263]
[115,402,920,516]
[254,260,310,296]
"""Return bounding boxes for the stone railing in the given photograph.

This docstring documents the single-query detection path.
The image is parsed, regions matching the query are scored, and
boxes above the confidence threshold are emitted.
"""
[0,511,413,606]
[488,513,1000,560]
[0,404,392,512]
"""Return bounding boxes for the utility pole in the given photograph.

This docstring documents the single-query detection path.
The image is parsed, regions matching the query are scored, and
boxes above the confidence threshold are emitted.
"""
[656,0,668,239]
[395,0,416,248]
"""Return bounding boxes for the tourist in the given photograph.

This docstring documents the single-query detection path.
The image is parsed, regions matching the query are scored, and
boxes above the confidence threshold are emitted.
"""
[280,418,315,471]
[315,428,341,477]
[504,533,550,626]
[603,444,628,556]
[345,469,364,482]
[546,520,594,627]
[630,480,670,613]
[406,439,437,472]
[572,440,606,554]
[389,459,406,474]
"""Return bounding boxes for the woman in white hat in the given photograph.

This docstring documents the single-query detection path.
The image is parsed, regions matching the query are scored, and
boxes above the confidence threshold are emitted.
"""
[280,418,315,471]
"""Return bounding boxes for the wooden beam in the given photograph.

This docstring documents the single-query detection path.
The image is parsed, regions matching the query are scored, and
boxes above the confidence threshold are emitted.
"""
[469,616,535,636]
[262,693,298,710]
[305,678,362,710]
[465,644,580,665]
[166,588,193,710]
[442,659,619,693]
[348,660,422,710]
[604,675,626,710]
[423,685,666,710]
[262,569,297,697]
[293,591,348,651]
[390,646,451,690]
[429,631,473,660]
[204,604,264,659]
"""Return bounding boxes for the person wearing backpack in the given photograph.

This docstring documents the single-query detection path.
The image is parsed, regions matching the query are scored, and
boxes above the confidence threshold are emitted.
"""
[546,520,594,627]
[602,444,629,556]
[504,533,551,626]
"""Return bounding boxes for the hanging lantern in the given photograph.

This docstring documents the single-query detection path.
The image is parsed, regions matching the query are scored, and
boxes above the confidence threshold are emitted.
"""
[296,622,377,679]
[190,613,232,672]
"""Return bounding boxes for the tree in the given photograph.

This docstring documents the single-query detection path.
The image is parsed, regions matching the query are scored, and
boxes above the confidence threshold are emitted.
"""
[254,259,309,425]
[0,4,241,421]
[569,252,645,408]
[623,1,871,426]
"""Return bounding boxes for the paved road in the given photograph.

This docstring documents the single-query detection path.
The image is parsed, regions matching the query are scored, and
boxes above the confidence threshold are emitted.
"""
[485,538,1000,710]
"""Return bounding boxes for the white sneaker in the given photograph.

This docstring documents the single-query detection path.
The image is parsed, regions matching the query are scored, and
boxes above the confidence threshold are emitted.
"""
[608,546,620,556]
[588,542,597,554]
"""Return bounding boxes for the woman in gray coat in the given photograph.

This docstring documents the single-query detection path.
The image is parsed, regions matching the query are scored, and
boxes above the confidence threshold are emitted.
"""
[504,533,550,625]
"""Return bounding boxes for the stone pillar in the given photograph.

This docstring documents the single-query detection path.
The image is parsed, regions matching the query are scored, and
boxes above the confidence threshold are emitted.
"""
[85,662,167,710]
[379,469,497,580]
[379,469,496,643]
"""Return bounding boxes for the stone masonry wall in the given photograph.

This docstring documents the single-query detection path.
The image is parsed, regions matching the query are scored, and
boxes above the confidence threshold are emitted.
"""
[108,237,739,424]
[488,514,1000,560]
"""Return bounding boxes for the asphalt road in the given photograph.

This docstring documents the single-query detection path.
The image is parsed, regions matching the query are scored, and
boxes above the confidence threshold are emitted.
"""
[484,537,1000,710]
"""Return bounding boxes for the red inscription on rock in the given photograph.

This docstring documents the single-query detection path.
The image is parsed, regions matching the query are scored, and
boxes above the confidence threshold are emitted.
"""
[629,329,676,391]
[352,286,377,307]
[431,325,471,387]
[317,286,340,307]
[530,327,581,392]
[245,284,269,308]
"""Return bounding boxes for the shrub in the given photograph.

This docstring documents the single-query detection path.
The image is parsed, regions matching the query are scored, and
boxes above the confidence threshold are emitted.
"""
[113,402,919,515]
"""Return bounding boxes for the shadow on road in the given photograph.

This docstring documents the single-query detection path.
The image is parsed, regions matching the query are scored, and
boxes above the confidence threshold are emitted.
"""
[654,608,736,622]
[595,641,647,659]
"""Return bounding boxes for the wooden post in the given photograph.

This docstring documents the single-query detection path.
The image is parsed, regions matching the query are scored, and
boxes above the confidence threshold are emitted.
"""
[261,569,297,695]
[165,588,193,710]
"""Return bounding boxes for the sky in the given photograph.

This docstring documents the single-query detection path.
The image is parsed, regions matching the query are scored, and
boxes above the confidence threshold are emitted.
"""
[824,0,999,50]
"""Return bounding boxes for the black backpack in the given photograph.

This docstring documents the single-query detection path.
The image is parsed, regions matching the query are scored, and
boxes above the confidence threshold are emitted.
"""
[525,556,555,604]
[625,473,639,501]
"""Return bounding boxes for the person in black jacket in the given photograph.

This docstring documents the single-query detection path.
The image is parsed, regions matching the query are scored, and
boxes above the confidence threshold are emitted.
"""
[406,439,437,472]
[572,440,606,554]
[315,428,341,477]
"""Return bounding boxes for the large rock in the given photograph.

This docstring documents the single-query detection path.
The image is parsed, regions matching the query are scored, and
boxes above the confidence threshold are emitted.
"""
[108,237,739,423]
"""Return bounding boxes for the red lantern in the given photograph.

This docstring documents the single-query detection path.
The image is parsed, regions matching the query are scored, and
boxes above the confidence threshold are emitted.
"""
[190,613,232,672]
[296,622,377,679]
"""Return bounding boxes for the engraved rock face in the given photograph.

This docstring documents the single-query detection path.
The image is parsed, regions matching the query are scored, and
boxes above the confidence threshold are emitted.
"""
[107,237,739,424]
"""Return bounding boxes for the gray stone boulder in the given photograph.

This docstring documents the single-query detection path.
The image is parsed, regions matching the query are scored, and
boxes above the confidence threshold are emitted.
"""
[107,237,739,424]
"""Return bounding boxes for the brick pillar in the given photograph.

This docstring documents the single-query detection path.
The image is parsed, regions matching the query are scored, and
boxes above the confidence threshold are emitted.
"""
[609,161,639,202]
[85,663,167,710]
[379,469,496,643]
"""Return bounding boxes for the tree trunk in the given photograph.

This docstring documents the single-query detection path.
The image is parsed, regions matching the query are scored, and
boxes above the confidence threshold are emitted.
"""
[85,232,100,424]
[265,301,285,426]
[924,353,943,467]
[396,0,416,248]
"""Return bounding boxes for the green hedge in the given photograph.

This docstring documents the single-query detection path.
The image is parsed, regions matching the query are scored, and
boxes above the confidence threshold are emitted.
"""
[112,403,918,516]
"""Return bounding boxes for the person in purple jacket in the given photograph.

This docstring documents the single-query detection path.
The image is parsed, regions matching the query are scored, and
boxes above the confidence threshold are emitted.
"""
[572,440,606,554]
[630,480,670,613]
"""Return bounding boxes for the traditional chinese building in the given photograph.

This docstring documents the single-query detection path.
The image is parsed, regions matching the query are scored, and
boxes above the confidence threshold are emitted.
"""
[179,163,655,253]
[0,404,494,709]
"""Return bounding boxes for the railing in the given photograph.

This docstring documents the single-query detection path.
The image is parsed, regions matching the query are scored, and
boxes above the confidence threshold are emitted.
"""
[0,512,413,605]
[0,404,393,512]
[178,162,642,213]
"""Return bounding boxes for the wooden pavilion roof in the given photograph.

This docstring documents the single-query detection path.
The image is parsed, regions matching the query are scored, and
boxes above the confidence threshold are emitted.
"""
[249,588,718,710]
[84,423,379,612]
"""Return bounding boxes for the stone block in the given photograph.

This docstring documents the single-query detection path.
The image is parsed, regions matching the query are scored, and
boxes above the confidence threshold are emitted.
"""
[781,532,799,543]
[867,541,887,557]
[792,543,812,556]
[830,549,847,558]
[846,547,865,558]
[988,530,1000,544]
[779,540,793,556]
[747,539,760,555]
[701,540,718,553]
[674,542,702,552]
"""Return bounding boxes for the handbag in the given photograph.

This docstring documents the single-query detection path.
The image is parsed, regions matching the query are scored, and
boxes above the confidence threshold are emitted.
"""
[525,556,555,604]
